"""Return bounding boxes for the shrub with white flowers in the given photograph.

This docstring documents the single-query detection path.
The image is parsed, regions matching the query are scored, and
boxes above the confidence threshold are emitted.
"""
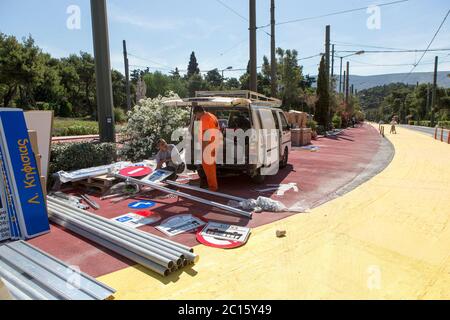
[119,92,190,162]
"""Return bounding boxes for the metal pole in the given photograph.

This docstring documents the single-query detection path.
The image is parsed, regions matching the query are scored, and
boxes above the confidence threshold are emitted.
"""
[90,0,115,142]
[47,196,196,257]
[47,202,192,264]
[325,25,330,83]
[49,215,169,277]
[48,202,183,265]
[345,61,350,110]
[270,0,277,97]
[165,180,246,202]
[123,40,131,111]
[249,0,257,92]
[339,57,343,93]
[113,173,253,218]
[343,70,346,97]
[431,56,438,127]
[331,44,335,78]
[426,83,430,120]
[47,207,174,268]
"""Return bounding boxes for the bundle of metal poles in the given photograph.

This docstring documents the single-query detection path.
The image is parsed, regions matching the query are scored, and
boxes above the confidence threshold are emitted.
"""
[0,241,115,300]
[47,196,198,277]
[112,173,253,218]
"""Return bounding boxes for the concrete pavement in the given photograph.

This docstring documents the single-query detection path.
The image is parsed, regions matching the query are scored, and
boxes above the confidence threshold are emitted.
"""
[98,125,450,299]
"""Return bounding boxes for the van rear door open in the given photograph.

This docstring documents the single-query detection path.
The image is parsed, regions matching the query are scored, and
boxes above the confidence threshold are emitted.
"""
[258,108,279,170]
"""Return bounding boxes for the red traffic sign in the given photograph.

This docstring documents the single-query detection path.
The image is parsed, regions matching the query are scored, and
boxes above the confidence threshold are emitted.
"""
[119,166,152,177]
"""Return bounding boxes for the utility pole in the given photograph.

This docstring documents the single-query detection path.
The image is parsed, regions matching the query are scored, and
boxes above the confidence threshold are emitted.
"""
[325,25,330,84]
[90,0,115,142]
[331,44,335,78]
[431,56,438,127]
[345,61,350,110]
[351,84,354,96]
[339,57,343,93]
[325,25,331,129]
[270,0,277,97]
[249,0,257,92]
[343,70,346,96]
[426,83,430,119]
[123,40,131,111]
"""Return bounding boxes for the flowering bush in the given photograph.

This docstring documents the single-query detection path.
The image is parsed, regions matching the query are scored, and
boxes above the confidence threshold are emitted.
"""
[119,92,190,161]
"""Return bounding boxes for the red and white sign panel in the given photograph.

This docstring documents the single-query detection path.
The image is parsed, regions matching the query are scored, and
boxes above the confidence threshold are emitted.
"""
[119,166,153,177]
[196,232,245,249]
[196,222,251,249]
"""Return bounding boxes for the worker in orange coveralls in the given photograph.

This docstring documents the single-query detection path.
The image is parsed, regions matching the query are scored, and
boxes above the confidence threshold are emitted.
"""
[193,104,220,192]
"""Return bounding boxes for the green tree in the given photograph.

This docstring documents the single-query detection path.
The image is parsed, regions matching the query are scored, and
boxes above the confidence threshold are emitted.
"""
[187,51,200,78]
[143,71,170,98]
[276,48,303,109]
[314,55,330,130]
[225,77,241,90]
[0,34,45,108]
[187,73,205,97]
[205,68,222,89]
[111,69,126,109]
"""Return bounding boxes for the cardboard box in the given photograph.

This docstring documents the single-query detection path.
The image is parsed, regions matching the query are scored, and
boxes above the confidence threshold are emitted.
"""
[291,128,312,146]
[35,153,42,176]
[285,111,308,128]
[40,176,47,197]
[28,130,39,154]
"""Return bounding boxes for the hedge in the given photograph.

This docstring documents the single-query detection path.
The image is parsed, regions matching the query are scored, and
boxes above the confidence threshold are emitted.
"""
[53,123,99,137]
[408,120,450,129]
[437,121,450,129]
[48,142,116,187]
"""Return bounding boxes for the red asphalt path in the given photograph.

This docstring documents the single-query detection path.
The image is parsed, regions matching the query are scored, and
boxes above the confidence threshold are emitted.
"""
[29,123,382,278]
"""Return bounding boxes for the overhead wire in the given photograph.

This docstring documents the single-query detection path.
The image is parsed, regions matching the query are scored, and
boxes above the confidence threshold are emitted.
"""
[258,0,409,28]
[402,8,450,81]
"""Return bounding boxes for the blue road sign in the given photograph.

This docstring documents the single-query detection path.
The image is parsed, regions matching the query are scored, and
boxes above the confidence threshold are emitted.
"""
[128,201,156,209]
[0,108,50,239]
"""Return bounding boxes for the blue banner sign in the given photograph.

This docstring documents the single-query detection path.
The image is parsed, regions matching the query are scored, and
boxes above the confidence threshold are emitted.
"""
[0,108,50,240]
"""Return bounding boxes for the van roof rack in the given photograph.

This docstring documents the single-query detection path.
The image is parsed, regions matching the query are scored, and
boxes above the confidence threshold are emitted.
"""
[195,90,282,107]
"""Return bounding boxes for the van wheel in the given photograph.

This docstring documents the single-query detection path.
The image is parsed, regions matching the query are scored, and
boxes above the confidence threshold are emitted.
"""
[251,169,266,184]
[280,147,289,169]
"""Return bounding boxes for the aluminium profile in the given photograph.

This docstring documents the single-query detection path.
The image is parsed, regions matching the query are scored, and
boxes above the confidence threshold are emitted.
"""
[113,173,252,218]
[49,215,169,277]
[165,180,247,202]
[47,199,194,262]
[0,241,115,300]
[48,196,198,262]
[47,208,175,269]
[1,278,32,300]
[48,202,183,266]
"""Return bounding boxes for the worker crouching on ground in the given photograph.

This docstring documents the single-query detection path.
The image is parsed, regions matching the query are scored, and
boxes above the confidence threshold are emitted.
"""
[155,139,185,181]
[193,104,220,192]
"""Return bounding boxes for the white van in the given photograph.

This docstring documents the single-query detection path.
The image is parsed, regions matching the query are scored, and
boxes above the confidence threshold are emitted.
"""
[164,90,291,183]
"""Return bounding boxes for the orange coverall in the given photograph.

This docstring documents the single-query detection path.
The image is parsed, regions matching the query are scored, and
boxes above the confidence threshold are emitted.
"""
[199,112,220,191]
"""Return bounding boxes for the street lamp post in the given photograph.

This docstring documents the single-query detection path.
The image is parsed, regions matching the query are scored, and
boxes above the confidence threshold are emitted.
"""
[338,50,364,94]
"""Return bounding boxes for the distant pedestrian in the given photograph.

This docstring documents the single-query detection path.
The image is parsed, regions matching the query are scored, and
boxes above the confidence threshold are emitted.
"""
[390,119,397,134]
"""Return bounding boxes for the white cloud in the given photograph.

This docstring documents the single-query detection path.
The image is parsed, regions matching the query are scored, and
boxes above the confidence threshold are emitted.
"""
[109,3,185,31]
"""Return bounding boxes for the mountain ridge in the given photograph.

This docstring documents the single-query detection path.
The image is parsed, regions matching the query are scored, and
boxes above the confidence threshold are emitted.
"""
[330,71,450,91]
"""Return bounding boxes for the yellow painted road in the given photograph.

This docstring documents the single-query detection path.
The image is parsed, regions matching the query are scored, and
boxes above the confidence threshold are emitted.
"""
[99,125,450,299]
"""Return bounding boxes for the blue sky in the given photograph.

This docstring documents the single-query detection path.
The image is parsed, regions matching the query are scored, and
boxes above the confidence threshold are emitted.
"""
[0,0,449,77]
